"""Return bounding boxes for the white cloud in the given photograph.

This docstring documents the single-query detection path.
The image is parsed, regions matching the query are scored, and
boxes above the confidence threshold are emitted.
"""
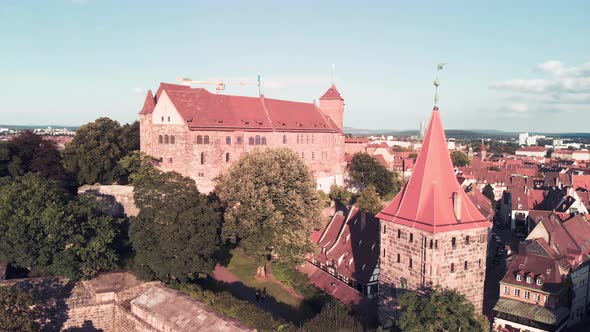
[490,79,553,93]
[132,87,144,94]
[509,103,528,113]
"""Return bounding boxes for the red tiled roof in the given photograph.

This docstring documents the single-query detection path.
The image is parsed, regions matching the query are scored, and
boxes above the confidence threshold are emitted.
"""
[345,137,370,144]
[377,107,490,233]
[139,89,155,115]
[465,185,495,221]
[517,146,548,152]
[573,174,590,190]
[142,83,341,133]
[502,248,562,293]
[319,84,344,101]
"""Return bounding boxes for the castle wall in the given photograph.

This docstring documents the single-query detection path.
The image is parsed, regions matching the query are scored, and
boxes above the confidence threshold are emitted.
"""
[378,221,489,321]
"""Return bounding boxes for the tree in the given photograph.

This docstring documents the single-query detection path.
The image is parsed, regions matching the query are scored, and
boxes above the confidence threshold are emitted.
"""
[482,184,495,205]
[217,148,321,277]
[347,152,398,196]
[118,150,159,184]
[356,185,384,215]
[450,151,470,167]
[130,170,222,282]
[0,286,40,332]
[63,117,138,185]
[298,300,362,332]
[396,287,487,332]
[0,174,123,279]
[329,184,353,207]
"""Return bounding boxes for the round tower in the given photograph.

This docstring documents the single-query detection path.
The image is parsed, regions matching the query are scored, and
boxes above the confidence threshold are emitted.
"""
[319,85,344,130]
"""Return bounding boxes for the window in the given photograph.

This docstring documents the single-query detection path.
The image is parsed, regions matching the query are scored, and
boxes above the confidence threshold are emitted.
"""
[302,152,305,159]
[312,152,315,160]
[168,158,173,163]
[536,279,543,286]
[198,172,204,177]
[306,135,309,144]
[255,135,261,145]
[452,237,456,247]
[167,116,170,122]
[164,135,169,144]
[158,135,163,144]
[197,135,203,144]
[450,263,455,273]
[297,135,299,144]
[383,225,387,234]
[397,253,400,263]
[429,239,433,249]
[248,137,254,145]
[466,235,470,245]
[534,293,540,302]
[161,116,164,122]
[261,137,267,145]
[383,248,386,257]
[526,276,532,283]
[225,152,230,163]
[283,135,287,144]
[200,152,205,165]
[435,240,438,249]
[479,259,482,268]
[312,135,315,144]
[409,233,413,242]
[464,261,468,270]
[514,289,521,297]
[398,230,401,239]
[504,286,510,295]
[170,135,175,144]
[204,135,210,144]
[544,295,548,303]
[409,258,413,269]
[516,275,522,281]
[524,291,530,299]
[237,136,243,145]
[226,136,231,145]
[400,277,407,289]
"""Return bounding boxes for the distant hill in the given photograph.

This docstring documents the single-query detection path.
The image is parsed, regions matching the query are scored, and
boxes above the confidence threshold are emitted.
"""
[0,124,79,130]
[344,127,590,140]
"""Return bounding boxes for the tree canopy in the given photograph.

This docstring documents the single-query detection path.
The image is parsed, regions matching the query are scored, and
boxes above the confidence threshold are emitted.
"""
[450,151,470,167]
[130,170,222,282]
[298,300,362,332]
[217,148,321,273]
[356,184,384,215]
[482,184,496,205]
[347,152,399,196]
[0,286,40,332]
[0,174,123,279]
[395,287,487,332]
[63,118,139,185]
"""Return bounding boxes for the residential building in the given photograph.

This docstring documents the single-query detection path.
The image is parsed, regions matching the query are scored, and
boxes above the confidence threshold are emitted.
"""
[516,146,548,158]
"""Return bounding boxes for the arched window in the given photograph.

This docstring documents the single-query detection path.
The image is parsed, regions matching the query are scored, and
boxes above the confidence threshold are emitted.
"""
[237,136,243,145]
[225,152,230,163]
[204,135,210,144]
[248,137,254,145]
[283,135,287,144]
[158,135,163,144]
[170,135,175,144]
[164,135,169,144]
[200,152,206,164]
[167,116,170,122]
[197,135,203,144]
[261,137,267,145]
[226,136,231,145]
[255,135,261,145]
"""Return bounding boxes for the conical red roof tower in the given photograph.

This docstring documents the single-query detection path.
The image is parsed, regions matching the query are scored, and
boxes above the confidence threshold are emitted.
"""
[376,107,490,233]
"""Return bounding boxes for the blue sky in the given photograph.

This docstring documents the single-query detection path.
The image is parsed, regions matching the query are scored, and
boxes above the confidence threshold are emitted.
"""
[1,0,589,132]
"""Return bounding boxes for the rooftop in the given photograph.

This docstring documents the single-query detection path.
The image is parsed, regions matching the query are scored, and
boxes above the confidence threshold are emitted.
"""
[494,297,569,325]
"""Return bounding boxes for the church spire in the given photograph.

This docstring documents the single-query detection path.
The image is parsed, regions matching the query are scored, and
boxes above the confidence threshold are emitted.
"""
[434,63,446,107]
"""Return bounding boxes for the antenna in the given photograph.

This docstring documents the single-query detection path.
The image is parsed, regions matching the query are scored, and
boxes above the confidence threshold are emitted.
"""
[434,63,447,107]
[257,73,262,96]
[331,64,335,85]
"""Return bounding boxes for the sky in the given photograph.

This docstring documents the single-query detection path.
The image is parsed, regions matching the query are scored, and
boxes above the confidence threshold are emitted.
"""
[1,0,589,132]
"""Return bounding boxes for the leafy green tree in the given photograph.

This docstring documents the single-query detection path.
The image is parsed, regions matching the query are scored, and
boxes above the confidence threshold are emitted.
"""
[329,184,353,207]
[130,170,222,282]
[347,152,398,196]
[119,121,140,154]
[298,300,362,332]
[482,184,496,206]
[356,184,384,215]
[217,148,321,277]
[408,152,418,159]
[396,287,487,332]
[0,174,122,279]
[450,151,470,167]
[488,166,501,172]
[63,117,138,185]
[0,286,40,332]
[118,150,159,184]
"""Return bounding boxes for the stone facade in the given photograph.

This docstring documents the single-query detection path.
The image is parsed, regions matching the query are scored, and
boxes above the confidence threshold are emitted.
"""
[378,223,489,318]
[78,184,139,217]
[139,84,346,193]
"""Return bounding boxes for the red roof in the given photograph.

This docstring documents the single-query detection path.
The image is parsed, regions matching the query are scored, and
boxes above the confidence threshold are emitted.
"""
[319,84,344,101]
[141,83,341,133]
[573,174,590,190]
[139,89,155,115]
[376,107,490,233]
[517,146,548,152]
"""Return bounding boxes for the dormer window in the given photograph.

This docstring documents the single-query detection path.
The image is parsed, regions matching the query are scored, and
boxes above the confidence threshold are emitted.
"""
[526,276,532,283]
[516,274,522,281]
[536,278,543,286]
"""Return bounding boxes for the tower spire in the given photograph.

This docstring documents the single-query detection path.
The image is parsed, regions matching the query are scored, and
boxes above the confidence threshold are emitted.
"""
[434,63,447,107]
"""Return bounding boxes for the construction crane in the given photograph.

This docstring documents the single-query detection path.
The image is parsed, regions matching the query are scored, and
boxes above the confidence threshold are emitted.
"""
[177,77,259,94]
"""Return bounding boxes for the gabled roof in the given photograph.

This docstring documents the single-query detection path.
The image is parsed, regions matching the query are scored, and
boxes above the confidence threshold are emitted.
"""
[139,89,155,115]
[376,107,490,233]
[141,83,342,133]
[319,84,344,101]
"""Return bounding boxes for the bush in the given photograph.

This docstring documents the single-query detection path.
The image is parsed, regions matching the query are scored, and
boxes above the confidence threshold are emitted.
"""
[272,263,321,299]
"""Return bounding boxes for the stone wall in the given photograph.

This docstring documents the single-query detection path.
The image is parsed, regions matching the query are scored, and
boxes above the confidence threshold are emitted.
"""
[62,303,115,331]
[378,221,489,321]
[78,185,139,217]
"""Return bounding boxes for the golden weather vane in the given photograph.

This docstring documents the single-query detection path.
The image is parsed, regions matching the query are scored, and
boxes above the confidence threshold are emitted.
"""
[434,63,447,107]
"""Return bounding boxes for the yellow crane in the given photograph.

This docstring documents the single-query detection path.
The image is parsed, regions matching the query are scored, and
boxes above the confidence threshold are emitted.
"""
[177,77,259,94]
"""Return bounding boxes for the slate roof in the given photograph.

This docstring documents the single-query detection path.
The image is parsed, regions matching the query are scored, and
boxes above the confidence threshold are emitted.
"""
[494,298,569,325]
[377,107,490,233]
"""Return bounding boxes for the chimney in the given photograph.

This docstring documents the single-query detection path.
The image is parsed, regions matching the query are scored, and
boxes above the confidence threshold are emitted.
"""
[453,192,462,221]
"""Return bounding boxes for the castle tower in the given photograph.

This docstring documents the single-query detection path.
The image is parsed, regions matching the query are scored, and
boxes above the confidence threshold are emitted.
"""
[319,85,344,130]
[376,81,490,321]
[480,139,486,161]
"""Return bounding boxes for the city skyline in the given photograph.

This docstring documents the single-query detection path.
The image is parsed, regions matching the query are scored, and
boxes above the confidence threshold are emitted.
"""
[1,0,589,132]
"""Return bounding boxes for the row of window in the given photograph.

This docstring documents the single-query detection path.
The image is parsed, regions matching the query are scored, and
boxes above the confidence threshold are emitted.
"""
[383,225,483,247]
[516,274,543,286]
[300,151,331,161]
[158,135,175,144]
[196,135,268,145]
[198,152,231,164]
[504,286,548,303]
[383,250,482,272]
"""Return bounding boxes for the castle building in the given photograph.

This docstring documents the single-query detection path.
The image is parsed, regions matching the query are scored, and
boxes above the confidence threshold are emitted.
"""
[376,105,491,321]
[139,83,346,193]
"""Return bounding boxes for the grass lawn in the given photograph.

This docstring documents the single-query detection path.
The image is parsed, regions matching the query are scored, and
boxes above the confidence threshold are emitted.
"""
[226,249,301,307]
